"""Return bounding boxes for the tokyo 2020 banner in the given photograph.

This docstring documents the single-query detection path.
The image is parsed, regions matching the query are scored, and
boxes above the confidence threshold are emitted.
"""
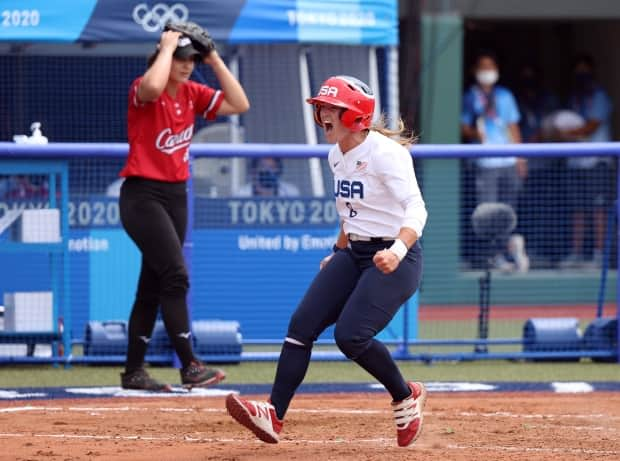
[0,194,413,342]
[0,0,397,45]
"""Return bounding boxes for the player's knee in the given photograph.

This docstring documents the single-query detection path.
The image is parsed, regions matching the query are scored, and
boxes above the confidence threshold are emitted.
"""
[160,264,189,297]
[134,293,159,309]
[284,327,314,348]
[286,316,317,346]
[284,336,307,347]
[334,327,368,360]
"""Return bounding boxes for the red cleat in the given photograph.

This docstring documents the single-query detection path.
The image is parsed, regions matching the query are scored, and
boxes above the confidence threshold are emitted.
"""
[225,393,283,443]
[391,381,427,447]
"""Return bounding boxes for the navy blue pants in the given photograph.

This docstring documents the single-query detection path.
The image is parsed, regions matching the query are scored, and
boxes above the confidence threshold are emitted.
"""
[270,240,423,419]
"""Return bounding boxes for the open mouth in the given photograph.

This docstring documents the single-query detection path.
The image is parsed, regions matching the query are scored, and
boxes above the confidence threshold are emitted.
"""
[323,121,334,133]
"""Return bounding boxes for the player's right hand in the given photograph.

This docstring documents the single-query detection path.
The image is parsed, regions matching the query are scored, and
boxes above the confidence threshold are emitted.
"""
[160,30,181,52]
[373,249,400,274]
[319,253,334,270]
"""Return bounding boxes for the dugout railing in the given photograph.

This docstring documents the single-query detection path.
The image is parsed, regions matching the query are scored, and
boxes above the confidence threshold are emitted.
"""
[0,141,618,364]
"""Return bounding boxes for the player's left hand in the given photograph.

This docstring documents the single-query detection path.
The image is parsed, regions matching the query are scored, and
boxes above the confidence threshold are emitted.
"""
[202,48,221,66]
[373,249,400,274]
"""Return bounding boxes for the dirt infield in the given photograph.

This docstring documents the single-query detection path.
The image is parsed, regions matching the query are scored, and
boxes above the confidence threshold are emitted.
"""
[1,392,619,461]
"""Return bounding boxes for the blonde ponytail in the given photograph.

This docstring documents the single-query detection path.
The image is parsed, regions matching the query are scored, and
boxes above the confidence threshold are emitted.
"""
[370,115,418,148]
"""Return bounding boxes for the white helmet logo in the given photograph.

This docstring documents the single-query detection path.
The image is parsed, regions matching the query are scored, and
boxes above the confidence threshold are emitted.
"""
[318,86,338,97]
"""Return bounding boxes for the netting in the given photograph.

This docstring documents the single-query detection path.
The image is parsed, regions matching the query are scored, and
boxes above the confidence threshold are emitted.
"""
[0,143,617,363]
[0,43,381,144]
[0,159,70,361]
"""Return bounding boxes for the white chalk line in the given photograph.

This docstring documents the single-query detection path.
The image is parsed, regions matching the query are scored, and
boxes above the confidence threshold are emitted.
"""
[0,432,617,455]
[447,444,619,456]
[0,432,393,445]
[3,405,620,421]
[518,423,616,432]
[0,406,384,415]
[455,410,620,421]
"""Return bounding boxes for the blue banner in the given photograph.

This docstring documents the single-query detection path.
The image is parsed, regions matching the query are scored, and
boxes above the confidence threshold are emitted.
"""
[0,196,409,342]
[0,1,98,42]
[196,198,339,228]
[0,0,397,45]
[230,0,397,45]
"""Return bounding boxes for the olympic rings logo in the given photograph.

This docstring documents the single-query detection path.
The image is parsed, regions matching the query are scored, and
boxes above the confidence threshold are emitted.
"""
[132,3,189,33]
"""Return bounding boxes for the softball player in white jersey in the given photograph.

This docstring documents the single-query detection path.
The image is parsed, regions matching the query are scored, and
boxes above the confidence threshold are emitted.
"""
[226,75,428,448]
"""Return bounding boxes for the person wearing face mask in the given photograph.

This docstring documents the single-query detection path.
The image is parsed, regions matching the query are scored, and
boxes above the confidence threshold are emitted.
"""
[234,157,300,197]
[461,51,529,273]
[556,54,613,269]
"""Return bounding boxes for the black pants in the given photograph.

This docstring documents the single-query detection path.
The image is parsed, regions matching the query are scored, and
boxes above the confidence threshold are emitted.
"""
[119,177,195,370]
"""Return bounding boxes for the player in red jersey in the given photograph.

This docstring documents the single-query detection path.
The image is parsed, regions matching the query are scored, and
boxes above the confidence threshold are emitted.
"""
[117,28,249,391]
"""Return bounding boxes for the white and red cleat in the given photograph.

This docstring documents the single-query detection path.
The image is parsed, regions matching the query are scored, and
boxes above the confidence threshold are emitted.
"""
[225,393,283,443]
[391,381,427,447]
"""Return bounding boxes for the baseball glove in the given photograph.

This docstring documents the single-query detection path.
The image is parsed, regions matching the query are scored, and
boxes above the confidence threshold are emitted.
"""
[164,20,215,57]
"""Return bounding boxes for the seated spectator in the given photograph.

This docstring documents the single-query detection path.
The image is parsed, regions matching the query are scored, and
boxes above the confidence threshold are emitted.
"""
[0,175,48,200]
[234,157,300,197]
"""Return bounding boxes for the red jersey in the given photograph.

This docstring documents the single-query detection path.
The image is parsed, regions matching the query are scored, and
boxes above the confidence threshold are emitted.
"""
[120,77,224,182]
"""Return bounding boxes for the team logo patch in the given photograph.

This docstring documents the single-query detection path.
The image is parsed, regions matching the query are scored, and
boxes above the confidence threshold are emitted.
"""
[155,125,194,155]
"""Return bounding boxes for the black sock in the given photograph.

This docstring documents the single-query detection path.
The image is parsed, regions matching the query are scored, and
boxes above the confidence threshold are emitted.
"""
[125,299,158,373]
[270,341,312,420]
[353,339,411,401]
[160,295,195,368]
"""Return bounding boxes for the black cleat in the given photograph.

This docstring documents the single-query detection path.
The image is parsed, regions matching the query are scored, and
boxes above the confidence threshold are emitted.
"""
[121,368,172,392]
[180,360,226,390]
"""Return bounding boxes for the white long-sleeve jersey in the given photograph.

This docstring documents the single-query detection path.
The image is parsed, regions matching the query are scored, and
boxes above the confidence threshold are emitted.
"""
[330,130,427,238]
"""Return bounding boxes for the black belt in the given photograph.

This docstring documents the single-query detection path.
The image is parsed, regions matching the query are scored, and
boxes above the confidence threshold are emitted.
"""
[348,233,395,242]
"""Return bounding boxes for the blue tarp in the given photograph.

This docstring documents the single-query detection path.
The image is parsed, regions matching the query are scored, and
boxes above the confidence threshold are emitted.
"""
[0,0,397,45]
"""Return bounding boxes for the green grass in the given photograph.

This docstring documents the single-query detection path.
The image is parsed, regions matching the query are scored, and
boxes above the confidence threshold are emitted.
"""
[0,359,618,388]
[1,318,615,388]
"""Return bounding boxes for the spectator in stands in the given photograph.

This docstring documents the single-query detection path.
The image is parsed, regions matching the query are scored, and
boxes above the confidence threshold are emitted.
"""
[116,28,249,391]
[234,157,300,197]
[514,62,562,267]
[0,175,48,200]
[516,63,559,144]
[461,50,529,273]
[556,54,614,269]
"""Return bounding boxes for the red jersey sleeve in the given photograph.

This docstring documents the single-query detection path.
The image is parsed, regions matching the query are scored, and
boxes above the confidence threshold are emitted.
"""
[187,81,225,120]
[128,77,145,109]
